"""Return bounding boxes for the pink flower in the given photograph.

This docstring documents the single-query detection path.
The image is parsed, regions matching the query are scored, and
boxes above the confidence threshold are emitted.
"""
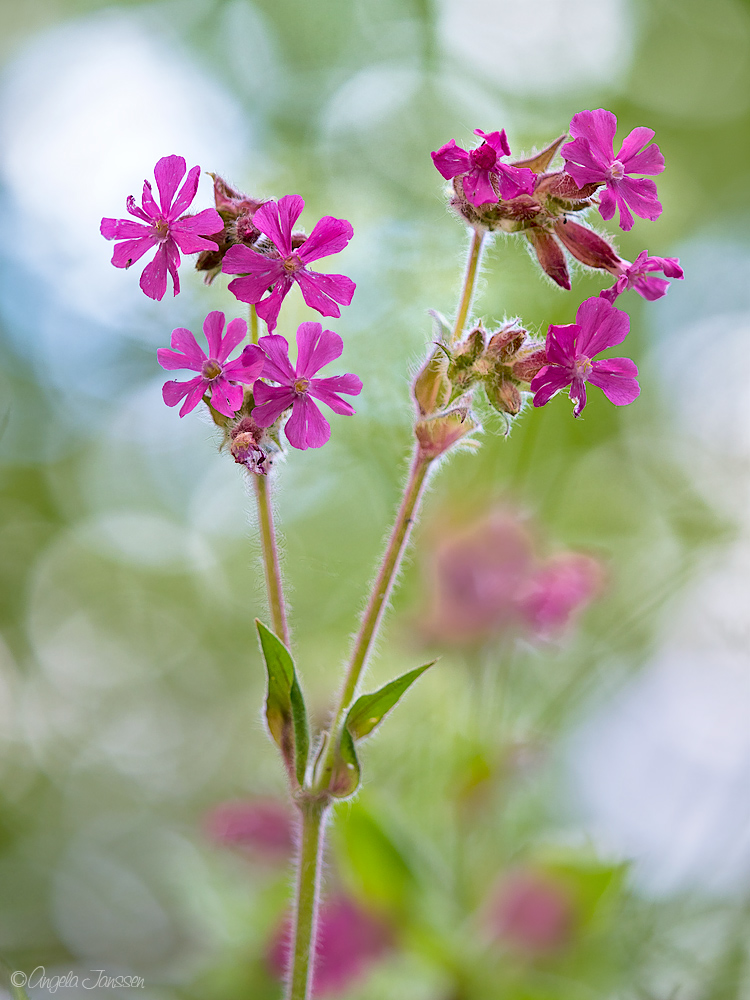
[203,799,294,863]
[268,895,392,997]
[517,554,603,639]
[531,297,639,418]
[101,155,223,300]
[222,195,355,332]
[489,871,574,955]
[431,129,535,207]
[600,250,684,303]
[251,322,362,450]
[561,109,665,231]
[158,310,265,418]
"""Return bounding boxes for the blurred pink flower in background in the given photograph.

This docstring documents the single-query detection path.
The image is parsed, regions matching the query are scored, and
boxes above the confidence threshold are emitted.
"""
[421,510,603,645]
[488,870,574,955]
[268,895,392,996]
[204,798,294,864]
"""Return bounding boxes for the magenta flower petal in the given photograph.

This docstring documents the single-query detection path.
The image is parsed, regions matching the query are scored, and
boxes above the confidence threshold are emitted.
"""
[140,244,170,300]
[257,334,297,383]
[474,128,511,157]
[126,196,151,223]
[162,376,206,417]
[170,326,206,362]
[295,269,355,317]
[569,377,588,417]
[568,109,616,163]
[252,382,296,426]
[253,195,304,256]
[203,311,226,358]
[141,180,160,219]
[110,235,159,269]
[311,373,363,397]
[154,155,187,213]
[431,140,472,179]
[619,130,664,175]
[495,163,536,199]
[559,137,607,186]
[309,378,360,415]
[285,393,331,450]
[463,169,497,206]
[574,297,630,356]
[171,209,223,253]
[297,216,354,264]
[295,322,344,377]
[530,366,574,407]
[170,164,201,217]
[101,218,150,240]
[157,347,202,372]
[587,358,640,405]
[253,279,293,332]
[217,318,249,362]
[210,378,245,418]
[616,176,661,222]
[544,324,577,367]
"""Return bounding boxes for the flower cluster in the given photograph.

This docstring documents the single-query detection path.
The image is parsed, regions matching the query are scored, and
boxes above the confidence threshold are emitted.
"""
[430,109,683,416]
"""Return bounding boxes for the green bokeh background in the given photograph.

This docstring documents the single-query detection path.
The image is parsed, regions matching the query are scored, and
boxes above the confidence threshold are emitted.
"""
[1,0,749,996]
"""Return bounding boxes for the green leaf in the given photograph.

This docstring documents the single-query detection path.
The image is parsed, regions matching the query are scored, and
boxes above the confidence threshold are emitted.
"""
[255,620,309,785]
[345,662,435,741]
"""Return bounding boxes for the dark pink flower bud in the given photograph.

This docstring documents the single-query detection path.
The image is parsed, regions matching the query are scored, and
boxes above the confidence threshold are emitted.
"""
[552,219,620,271]
[268,895,392,997]
[415,407,477,459]
[489,871,574,955]
[509,348,548,385]
[204,799,294,863]
[527,230,571,290]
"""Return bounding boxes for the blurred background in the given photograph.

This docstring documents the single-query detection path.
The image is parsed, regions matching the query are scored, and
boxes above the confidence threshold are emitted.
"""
[1,0,749,996]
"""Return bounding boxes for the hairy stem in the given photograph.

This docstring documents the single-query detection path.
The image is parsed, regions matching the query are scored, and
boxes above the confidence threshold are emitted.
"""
[315,448,432,788]
[254,474,290,647]
[287,801,327,1000]
[250,303,260,345]
[451,228,484,343]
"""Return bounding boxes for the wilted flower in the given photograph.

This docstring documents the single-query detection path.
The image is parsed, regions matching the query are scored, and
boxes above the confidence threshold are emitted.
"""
[531,297,639,417]
[251,322,362,450]
[222,195,355,332]
[268,895,392,997]
[561,109,665,231]
[101,155,223,299]
[600,250,684,303]
[158,311,265,418]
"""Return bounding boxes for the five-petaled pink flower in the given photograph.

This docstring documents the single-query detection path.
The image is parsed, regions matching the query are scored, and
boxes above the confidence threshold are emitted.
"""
[601,251,684,303]
[101,155,223,300]
[158,310,265,418]
[249,322,362,450]
[531,297,639,418]
[222,195,355,333]
[431,129,535,206]
[561,110,665,231]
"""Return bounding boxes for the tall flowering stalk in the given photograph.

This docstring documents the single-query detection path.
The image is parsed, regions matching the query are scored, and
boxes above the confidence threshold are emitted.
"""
[101,108,682,999]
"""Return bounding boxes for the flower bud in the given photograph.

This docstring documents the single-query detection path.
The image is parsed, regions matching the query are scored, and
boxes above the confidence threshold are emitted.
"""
[413,348,451,416]
[486,323,527,362]
[534,170,599,206]
[553,219,619,271]
[527,229,571,289]
[415,407,477,459]
[485,375,523,417]
[509,348,547,385]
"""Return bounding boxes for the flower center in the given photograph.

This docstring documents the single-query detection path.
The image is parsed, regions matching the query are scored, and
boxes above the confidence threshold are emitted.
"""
[574,356,593,378]
[293,377,310,394]
[607,160,625,181]
[470,143,496,170]
[202,358,223,380]
[283,253,303,274]
[154,218,170,240]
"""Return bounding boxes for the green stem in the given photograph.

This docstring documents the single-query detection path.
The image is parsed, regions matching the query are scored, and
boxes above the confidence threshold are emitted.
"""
[250,303,260,345]
[451,228,484,343]
[287,801,327,1000]
[315,448,432,787]
[254,474,290,647]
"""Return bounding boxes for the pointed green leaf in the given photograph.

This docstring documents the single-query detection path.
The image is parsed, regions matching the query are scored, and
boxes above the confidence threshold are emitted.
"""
[255,620,309,785]
[346,662,435,741]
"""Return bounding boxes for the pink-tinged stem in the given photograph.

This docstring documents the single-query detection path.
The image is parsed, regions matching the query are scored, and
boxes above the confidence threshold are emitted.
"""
[254,474,291,647]
[314,448,432,790]
[451,228,484,343]
[287,801,327,1000]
